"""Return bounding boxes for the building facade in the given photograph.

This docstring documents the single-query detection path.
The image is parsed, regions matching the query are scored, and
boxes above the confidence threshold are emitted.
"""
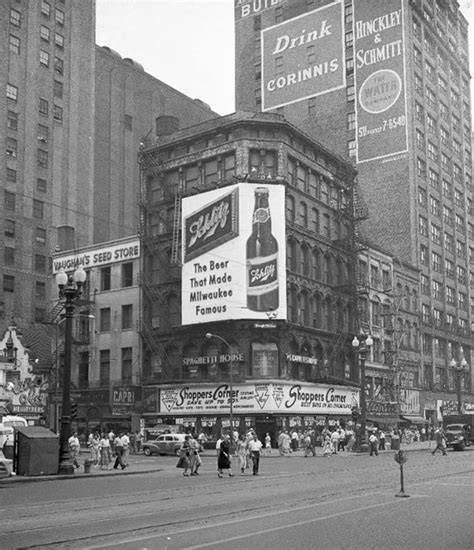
[234,0,473,418]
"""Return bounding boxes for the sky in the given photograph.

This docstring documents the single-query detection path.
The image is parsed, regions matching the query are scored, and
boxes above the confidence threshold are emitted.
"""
[96,0,473,118]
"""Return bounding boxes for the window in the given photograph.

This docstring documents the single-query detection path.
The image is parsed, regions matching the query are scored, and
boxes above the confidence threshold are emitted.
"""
[7,84,18,101]
[55,8,65,25]
[415,102,424,122]
[121,348,133,385]
[425,86,435,108]
[38,124,49,143]
[454,188,464,208]
[446,286,455,305]
[9,34,20,54]
[438,75,447,94]
[441,153,450,172]
[427,141,437,161]
[455,214,464,233]
[99,308,111,332]
[442,179,451,199]
[456,240,465,258]
[40,25,50,42]
[445,258,454,278]
[41,1,51,16]
[100,266,111,291]
[78,352,89,389]
[429,196,439,217]
[426,113,436,133]
[347,85,355,102]
[54,57,63,75]
[6,138,17,158]
[33,199,44,219]
[4,219,15,238]
[122,305,133,330]
[431,251,441,271]
[39,50,50,67]
[299,202,308,227]
[5,191,16,211]
[7,168,17,183]
[39,98,49,116]
[453,164,461,183]
[37,149,48,168]
[4,247,15,266]
[458,291,467,311]
[431,223,441,244]
[457,265,466,284]
[312,208,320,234]
[421,274,429,294]
[7,110,18,131]
[3,275,14,293]
[417,158,426,178]
[35,281,46,300]
[428,169,438,189]
[432,280,442,300]
[99,350,110,387]
[444,232,454,253]
[33,226,46,245]
[53,80,63,99]
[54,32,64,48]
[348,139,356,157]
[10,9,21,27]
[419,215,428,236]
[37,178,47,192]
[53,105,63,121]
[416,128,425,150]
[414,73,423,94]
[413,46,422,66]
[121,263,133,287]
[34,254,46,273]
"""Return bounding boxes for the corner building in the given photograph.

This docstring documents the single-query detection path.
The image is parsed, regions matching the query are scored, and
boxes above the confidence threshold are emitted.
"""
[138,111,365,441]
[234,0,472,416]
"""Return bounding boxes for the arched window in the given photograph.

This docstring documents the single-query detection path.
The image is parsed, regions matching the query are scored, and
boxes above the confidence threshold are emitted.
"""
[288,286,298,323]
[312,293,321,328]
[312,249,321,280]
[299,201,308,227]
[286,195,295,222]
[324,254,331,283]
[301,244,309,276]
[287,238,297,271]
[404,286,410,310]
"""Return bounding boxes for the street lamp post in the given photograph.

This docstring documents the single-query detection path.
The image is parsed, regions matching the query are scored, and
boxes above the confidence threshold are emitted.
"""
[205,333,234,433]
[352,334,373,453]
[55,267,87,475]
[450,358,469,414]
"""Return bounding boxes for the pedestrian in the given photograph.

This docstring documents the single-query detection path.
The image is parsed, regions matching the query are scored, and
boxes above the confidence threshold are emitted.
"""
[248,432,263,475]
[236,434,249,475]
[68,431,81,468]
[345,427,355,452]
[281,430,291,455]
[177,435,192,476]
[136,430,143,453]
[129,431,136,454]
[291,430,298,452]
[89,432,100,466]
[337,428,346,452]
[189,435,202,476]
[99,433,112,470]
[215,434,223,456]
[113,432,125,470]
[431,427,448,456]
[217,434,234,477]
[121,431,130,468]
[378,430,386,451]
[322,433,332,457]
[369,430,379,456]
[330,429,339,454]
[108,429,115,454]
[304,431,316,457]
[264,432,272,454]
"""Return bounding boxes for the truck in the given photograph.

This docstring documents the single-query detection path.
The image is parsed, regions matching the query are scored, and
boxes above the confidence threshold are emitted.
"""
[443,414,474,451]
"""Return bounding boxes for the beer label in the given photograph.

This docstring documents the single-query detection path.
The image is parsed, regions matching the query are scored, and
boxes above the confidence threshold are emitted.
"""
[253,208,270,224]
[247,253,278,296]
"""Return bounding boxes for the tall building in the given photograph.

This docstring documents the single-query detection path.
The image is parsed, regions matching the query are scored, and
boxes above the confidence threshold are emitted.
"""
[1,1,217,337]
[234,0,472,416]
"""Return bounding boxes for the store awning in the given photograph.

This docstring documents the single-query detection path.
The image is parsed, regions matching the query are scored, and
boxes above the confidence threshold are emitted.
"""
[400,415,426,424]
[367,416,401,425]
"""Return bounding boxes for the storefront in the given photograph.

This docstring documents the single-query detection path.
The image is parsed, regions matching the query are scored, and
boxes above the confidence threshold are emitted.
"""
[143,380,359,444]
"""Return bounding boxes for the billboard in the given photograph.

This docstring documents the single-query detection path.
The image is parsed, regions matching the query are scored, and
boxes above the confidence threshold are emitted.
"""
[159,382,359,416]
[354,0,408,163]
[181,183,286,325]
[235,0,286,21]
[261,1,345,111]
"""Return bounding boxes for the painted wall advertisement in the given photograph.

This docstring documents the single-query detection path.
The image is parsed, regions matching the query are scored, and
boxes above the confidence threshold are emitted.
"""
[159,382,359,416]
[354,0,408,163]
[261,1,345,111]
[181,183,287,325]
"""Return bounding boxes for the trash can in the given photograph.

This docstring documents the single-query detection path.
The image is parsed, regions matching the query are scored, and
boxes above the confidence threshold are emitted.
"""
[391,435,400,450]
[14,426,59,476]
[84,459,92,474]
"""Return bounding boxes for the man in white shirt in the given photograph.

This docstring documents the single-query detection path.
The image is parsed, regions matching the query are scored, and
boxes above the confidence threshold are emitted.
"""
[68,432,80,468]
[121,432,130,467]
[247,433,263,475]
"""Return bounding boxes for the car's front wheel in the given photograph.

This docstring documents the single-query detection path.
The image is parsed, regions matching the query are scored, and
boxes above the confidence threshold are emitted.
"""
[143,447,151,456]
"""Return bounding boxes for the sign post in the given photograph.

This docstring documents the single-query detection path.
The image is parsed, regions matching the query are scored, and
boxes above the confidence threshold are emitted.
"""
[394,450,410,498]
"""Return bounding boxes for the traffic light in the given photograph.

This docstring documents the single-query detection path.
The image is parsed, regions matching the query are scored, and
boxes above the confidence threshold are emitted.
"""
[71,401,78,419]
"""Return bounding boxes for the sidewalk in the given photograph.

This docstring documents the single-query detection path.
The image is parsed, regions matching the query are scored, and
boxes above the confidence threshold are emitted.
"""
[0,441,436,484]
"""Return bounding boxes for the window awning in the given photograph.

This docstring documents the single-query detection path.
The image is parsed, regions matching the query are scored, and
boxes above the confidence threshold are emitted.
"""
[400,415,426,424]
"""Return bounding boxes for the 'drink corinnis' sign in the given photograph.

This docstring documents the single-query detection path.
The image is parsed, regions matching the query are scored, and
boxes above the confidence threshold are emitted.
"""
[261,2,345,111]
[159,382,359,416]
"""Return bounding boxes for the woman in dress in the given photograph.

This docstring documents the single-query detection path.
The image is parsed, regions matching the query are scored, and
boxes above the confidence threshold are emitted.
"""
[217,434,234,477]
[236,434,249,475]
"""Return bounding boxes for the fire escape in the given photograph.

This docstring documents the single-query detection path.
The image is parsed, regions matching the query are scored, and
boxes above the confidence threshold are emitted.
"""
[137,146,182,383]
[327,178,370,382]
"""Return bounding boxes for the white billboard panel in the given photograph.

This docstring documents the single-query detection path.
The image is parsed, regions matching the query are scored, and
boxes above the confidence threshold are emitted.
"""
[181,183,287,325]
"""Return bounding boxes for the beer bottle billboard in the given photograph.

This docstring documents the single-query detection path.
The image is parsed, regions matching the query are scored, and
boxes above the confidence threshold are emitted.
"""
[246,187,279,311]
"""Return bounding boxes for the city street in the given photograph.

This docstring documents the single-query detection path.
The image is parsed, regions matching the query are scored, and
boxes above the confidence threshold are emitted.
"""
[1,446,473,549]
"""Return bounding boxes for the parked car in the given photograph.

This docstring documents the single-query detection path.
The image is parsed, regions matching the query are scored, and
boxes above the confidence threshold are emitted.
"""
[142,434,186,456]
[443,414,474,451]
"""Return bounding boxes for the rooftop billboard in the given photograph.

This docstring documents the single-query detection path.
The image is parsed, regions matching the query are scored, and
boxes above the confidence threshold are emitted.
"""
[181,183,287,325]
[354,0,408,163]
[261,1,345,111]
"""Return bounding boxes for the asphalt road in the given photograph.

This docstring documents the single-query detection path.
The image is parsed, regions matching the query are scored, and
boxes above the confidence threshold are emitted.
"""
[1,448,473,550]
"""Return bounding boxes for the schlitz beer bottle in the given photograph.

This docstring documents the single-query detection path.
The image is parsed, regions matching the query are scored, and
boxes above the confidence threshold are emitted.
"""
[246,187,279,311]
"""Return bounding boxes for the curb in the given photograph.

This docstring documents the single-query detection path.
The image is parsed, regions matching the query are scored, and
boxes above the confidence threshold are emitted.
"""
[0,467,162,484]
